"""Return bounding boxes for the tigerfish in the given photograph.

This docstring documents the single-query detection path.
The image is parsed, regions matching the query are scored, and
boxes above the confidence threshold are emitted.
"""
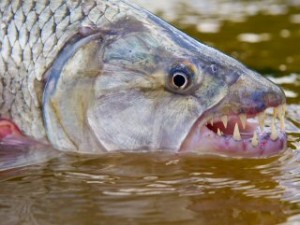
[0,0,287,158]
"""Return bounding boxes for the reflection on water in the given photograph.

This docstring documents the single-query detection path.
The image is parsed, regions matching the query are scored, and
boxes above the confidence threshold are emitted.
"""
[1,0,300,224]
[1,152,300,225]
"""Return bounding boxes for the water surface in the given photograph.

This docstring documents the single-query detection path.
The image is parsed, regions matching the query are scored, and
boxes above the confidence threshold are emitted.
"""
[1,1,300,224]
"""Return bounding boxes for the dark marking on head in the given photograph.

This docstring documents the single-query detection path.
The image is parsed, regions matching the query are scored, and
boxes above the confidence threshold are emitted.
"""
[225,71,240,85]
[111,16,147,33]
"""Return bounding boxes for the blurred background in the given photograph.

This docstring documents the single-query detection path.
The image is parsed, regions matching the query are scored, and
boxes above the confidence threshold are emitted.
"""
[134,0,300,73]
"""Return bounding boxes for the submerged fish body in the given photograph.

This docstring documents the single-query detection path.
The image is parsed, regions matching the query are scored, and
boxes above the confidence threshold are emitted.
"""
[0,0,287,158]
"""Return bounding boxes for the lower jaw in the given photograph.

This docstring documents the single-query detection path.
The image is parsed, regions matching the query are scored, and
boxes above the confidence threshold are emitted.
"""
[181,127,287,158]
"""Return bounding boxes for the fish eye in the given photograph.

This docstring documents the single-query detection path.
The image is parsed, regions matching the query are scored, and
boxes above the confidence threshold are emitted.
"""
[171,71,189,89]
[167,62,196,94]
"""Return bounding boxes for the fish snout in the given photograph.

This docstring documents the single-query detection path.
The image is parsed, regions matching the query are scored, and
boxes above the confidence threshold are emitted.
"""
[260,82,286,108]
[223,72,286,115]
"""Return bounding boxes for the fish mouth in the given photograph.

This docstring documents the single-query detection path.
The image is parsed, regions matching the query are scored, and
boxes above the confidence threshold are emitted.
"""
[181,104,287,158]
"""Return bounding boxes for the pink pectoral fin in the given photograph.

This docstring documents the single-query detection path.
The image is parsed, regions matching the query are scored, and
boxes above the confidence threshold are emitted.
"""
[0,119,60,171]
[0,119,22,140]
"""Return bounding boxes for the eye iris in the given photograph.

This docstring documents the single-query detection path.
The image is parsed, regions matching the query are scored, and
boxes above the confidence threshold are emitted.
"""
[173,73,187,88]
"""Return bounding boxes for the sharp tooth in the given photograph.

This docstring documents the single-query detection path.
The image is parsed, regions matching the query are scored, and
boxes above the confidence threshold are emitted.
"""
[217,128,223,136]
[280,104,286,131]
[278,105,283,118]
[239,114,247,129]
[280,116,285,131]
[221,115,228,128]
[251,131,259,147]
[210,117,214,126]
[280,114,285,131]
[257,112,265,131]
[273,107,279,118]
[233,123,242,141]
[271,118,278,140]
[283,104,287,117]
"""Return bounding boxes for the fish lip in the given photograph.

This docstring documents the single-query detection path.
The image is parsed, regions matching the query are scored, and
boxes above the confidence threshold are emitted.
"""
[180,102,287,158]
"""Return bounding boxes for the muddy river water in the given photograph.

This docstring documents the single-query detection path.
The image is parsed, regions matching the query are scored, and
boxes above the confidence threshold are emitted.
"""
[1,0,300,224]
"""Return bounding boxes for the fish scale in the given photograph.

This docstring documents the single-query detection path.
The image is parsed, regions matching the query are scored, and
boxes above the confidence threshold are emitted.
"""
[0,0,130,138]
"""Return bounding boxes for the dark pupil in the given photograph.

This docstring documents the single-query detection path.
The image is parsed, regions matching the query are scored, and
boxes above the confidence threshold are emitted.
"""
[173,73,187,88]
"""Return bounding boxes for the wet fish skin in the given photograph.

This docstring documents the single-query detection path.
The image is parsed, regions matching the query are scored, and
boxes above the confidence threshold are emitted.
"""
[0,0,286,155]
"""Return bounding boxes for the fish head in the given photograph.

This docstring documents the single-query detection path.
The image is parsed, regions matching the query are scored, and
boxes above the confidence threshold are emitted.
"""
[43,7,286,157]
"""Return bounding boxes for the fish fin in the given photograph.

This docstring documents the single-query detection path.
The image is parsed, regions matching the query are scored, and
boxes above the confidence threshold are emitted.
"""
[0,119,59,171]
[0,137,60,172]
[0,119,22,140]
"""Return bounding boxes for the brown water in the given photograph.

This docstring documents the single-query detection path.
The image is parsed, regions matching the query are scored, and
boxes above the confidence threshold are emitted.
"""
[1,0,300,224]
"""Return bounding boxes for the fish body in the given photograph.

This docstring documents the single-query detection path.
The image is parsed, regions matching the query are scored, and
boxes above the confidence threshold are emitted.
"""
[0,0,287,158]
